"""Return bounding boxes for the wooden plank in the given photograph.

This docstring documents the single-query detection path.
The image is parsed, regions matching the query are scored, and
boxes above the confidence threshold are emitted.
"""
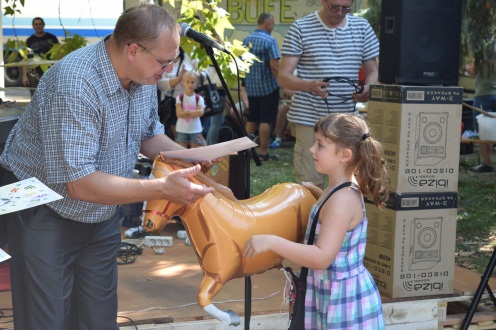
[118,314,442,330]
[454,267,496,296]
[385,320,438,330]
[119,314,290,330]
[383,299,438,324]
[461,139,495,144]
[118,316,172,327]
[439,301,448,322]
[440,311,496,327]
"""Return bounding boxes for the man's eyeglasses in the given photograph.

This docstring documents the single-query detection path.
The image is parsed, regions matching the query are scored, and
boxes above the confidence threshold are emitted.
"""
[132,43,180,70]
[326,2,352,13]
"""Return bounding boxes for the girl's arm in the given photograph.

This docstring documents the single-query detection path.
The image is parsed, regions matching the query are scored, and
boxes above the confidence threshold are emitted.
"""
[176,107,204,118]
[302,182,323,199]
[244,189,357,270]
[175,102,186,118]
[189,105,204,117]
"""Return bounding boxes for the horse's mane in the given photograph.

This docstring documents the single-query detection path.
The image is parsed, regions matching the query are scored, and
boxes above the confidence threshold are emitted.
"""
[160,157,238,201]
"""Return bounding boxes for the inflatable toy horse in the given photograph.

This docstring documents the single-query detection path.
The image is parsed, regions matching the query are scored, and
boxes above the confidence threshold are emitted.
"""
[142,156,317,326]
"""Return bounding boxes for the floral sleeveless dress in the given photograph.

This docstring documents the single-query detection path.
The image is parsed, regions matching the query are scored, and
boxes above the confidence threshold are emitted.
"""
[304,184,385,329]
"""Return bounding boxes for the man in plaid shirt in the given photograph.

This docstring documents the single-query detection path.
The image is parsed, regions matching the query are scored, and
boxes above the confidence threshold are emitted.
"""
[243,13,281,161]
[0,4,215,329]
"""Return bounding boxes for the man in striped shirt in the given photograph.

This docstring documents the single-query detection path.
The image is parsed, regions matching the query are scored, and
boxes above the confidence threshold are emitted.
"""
[278,0,379,187]
[243,13,281,161]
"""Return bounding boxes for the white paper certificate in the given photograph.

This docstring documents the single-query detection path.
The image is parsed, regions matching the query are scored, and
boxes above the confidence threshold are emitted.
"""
[0,248,10,263]
[160,136,257,161]
[0,177,63,215]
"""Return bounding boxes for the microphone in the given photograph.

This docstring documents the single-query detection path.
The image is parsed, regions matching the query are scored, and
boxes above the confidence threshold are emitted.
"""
[180,23,231,55]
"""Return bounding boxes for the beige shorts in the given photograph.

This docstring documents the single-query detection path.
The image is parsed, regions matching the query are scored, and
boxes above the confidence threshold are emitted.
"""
[289,122,324,187]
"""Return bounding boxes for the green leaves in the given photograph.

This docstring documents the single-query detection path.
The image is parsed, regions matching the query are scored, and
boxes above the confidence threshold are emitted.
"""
[2,0,88,71]
[3,0,23,16]
[463,0,496,73]
[46,34,89,60]
[170,0,256,89]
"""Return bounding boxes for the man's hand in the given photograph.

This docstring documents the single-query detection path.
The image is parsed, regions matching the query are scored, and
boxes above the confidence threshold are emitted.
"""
[352,84,369,103]
[162,164,215,204]
[283,88,295,100]
[309,80,329,98]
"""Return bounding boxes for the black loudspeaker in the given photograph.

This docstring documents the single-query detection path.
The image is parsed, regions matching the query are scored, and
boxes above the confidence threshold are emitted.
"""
[379,0,462,86]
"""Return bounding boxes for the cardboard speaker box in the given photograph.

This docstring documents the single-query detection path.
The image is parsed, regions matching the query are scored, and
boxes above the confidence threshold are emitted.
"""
[364,191,457,298]
[368,84,463,193]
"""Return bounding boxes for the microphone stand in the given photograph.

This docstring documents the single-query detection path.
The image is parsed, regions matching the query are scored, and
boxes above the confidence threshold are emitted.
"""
[203,45,262,193]
[203,45,260,330]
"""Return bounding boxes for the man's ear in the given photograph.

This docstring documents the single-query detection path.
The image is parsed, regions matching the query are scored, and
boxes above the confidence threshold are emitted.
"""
[127,43,138,55]
[127,43,139,63]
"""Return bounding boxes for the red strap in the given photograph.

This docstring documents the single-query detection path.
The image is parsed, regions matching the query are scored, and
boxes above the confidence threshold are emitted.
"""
[179,94,199,106]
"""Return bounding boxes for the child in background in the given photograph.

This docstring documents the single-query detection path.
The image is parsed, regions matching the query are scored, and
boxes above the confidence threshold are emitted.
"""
[244,113,388,329]
[175,71,206,148]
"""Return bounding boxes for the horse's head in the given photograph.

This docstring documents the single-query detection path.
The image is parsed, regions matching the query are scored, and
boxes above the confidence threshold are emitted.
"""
[141,156,192,235]
[141,156,237,235]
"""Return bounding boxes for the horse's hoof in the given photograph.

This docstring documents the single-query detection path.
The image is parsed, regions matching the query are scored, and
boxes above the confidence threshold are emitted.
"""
[226,309,241,326]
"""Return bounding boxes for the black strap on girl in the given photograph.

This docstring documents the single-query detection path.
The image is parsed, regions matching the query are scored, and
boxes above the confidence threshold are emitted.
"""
[298,182,358,286]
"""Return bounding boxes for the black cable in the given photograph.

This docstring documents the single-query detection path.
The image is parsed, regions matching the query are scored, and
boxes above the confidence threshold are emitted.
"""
[0,98,16,108]
[117,315,138,330]
[0,308,13,325]
[117,242,143,265]
[322,76,364,113]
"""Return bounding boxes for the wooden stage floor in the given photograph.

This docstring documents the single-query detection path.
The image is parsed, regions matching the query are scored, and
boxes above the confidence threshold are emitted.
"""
[1,221,495,329]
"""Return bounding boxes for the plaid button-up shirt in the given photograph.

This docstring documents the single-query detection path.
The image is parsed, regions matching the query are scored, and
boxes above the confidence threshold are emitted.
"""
[243,29,281,97]
[0,36,164,223]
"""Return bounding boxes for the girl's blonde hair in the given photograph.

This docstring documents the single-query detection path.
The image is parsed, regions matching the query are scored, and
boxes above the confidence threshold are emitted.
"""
[183,71,198,84]
[314,113,388,207]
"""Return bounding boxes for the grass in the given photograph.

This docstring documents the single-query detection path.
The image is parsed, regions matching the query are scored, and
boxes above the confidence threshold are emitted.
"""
[456,148,496,274]
[249,141,496,276]
[249,145,296,196]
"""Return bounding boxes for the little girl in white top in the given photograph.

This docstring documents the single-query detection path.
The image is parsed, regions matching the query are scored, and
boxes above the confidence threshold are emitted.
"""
[175,71,206,148]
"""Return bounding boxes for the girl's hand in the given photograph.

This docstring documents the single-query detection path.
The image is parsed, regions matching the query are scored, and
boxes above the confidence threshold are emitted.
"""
[302,181,323,198]
[194,157,222,173]
[243,235,272,258]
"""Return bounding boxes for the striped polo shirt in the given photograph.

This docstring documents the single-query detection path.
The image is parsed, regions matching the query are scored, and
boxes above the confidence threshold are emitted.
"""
[282,12,379,126]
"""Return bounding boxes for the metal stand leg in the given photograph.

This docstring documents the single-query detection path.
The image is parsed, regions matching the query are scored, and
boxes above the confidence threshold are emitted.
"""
[245,276,252,329]
[461,246,496,329]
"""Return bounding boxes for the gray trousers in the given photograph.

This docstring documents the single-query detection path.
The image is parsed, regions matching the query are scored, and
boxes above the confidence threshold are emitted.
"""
[1,169,120,330]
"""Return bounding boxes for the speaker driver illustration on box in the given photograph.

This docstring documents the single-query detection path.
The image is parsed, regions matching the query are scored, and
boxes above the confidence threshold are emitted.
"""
[410,217,442,270]
[415,112,448,165]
